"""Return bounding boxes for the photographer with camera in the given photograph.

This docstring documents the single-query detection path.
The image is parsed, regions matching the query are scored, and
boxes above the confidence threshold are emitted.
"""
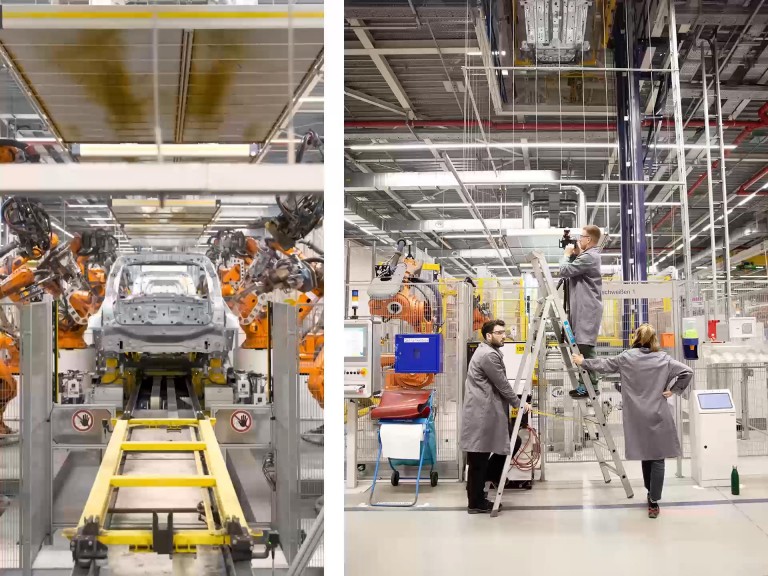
[559,225,604,399]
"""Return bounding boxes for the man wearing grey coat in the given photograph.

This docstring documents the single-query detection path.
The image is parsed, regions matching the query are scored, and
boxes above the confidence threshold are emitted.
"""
[460,319,531,514]
[574,323,693,519]
[559,224,604,399]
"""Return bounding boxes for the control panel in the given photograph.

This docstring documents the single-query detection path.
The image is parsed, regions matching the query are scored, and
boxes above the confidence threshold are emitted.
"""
[344,318,381,399]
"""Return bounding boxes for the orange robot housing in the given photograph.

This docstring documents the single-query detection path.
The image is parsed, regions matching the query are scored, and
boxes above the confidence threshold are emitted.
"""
[368,286,434,333]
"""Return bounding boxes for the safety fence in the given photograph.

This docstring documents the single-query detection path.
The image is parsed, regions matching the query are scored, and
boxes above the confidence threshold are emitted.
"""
[0,303,19,570]
[349,280,470,480]
[348,272,768,478]
[295,300,323,569]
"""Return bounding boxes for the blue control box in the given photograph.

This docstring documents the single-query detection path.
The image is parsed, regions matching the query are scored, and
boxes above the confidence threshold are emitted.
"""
[394,334,443,374]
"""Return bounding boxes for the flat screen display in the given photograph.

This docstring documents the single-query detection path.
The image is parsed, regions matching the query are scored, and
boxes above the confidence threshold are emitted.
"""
[698,392,733,410]
[345,325,368,361]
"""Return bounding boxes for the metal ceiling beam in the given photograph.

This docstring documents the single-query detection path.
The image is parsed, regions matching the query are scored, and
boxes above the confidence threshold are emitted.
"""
[0,5,324,29]
[679,83,768,100]
[345,47,475,56]
[348,18,414,114]
[0,164,324,195]
[174,30,194,144]
[344,88,408,117]
[345,170,560,190]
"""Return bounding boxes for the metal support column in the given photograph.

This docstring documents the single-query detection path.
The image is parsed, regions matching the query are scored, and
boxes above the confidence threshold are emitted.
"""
[709,38,733,318]
[700,43,720,320]
[668,0,694,308]
[614,2,649,341]
[20,301,53,574]
[456,281,473,481]
[271,303,301,563]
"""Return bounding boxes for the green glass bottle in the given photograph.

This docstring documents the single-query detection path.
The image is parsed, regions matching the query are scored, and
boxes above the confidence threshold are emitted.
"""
[731,466,740,496]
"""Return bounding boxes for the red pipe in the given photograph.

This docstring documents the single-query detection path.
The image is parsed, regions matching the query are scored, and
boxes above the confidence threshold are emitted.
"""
[735,165,768,196]
[652,102,768,230]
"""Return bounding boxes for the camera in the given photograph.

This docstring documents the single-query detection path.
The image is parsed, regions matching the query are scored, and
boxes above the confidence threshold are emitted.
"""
[559,229,578,249]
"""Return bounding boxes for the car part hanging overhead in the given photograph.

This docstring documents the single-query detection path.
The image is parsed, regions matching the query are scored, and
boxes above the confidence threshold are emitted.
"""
[519,0,594,63]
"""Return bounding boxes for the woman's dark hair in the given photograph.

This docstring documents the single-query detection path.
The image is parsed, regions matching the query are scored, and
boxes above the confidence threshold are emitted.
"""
[481,319,505,339]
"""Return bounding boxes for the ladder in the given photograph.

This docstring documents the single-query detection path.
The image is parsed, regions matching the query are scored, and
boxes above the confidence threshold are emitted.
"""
[491,251,633,517]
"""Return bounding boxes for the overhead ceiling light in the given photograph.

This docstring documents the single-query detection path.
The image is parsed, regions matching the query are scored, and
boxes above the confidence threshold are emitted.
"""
[586,201,680,207]
[299,96,324,103]
[66,203,109,209]
[215,217,261,221]
[74,143,258,158]
[83,216,114,221]
[467,51,483,56]
[648,144,738,150]
[218,204,270,209]
[444,234,492,239]
[348,142,619,151]
[409,202,523,209]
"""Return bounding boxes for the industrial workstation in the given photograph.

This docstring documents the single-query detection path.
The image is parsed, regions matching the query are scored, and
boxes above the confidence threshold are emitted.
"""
[0,3,324,575]
[343,1,768,574]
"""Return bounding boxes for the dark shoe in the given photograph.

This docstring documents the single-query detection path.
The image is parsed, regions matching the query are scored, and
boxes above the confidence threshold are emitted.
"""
[468,500,502,514]
[569,388,589,399]
[648,502,660,519]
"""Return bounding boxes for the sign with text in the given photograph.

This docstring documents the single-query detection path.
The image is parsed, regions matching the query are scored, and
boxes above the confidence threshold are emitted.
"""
[601,282,674,300]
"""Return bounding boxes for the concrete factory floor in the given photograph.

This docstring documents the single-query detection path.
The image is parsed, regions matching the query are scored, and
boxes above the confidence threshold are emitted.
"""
[346,459,768,576]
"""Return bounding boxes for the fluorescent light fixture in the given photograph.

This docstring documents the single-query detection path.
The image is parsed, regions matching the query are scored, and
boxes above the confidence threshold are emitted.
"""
[344,217,388,240]
[348,142,619,151]
[467,51,482,56]
[215,217,260,222]
[586,201,680,207]
[51,222,73,239]
[14,136,58,144]
[75,143,258,158]
[66,204,109,209]
[444,234,491,239]
[299,96,324,103]
[648,144,738,150]
[83,216,114,221]
[409,202,523,209]
[218,204,269,209]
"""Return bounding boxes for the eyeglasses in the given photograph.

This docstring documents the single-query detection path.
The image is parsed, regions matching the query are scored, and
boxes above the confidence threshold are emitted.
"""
[491,330,506,335]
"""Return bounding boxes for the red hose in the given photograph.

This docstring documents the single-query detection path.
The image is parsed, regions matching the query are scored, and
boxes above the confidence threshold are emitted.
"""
[512,426,541,472]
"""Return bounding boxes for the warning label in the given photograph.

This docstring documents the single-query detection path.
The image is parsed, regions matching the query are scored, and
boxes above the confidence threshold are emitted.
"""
[230,410,252,433]
[72,410,94,433]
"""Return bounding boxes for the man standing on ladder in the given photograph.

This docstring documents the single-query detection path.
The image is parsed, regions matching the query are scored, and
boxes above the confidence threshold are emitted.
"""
[559,225,604,399]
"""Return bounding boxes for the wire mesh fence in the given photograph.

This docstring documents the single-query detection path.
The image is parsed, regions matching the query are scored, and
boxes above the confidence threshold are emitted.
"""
[296,301,322,568]
[349,280,467,479]
[0,303,19,570]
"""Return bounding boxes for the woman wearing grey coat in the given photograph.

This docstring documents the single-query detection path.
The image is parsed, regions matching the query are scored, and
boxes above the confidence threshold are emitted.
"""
[573,323,693,519]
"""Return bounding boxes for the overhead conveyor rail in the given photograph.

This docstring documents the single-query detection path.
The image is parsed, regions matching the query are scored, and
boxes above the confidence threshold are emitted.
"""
[64,416,270,574]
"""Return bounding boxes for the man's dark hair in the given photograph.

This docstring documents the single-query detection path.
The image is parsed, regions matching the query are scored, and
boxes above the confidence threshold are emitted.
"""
[481,319,505,339]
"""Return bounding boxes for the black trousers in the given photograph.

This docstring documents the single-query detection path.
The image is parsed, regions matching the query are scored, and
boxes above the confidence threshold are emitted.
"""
[466,452,506,508]
[642,459,665,502]
[466,436,522,508]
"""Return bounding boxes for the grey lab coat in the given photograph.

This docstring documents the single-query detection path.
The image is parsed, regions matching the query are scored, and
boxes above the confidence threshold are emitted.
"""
[559,247,603,346]
[584,348,694,460]
[460,342,521,455]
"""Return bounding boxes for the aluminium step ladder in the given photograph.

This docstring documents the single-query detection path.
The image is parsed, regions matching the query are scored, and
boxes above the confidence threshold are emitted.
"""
[491,251,633,517]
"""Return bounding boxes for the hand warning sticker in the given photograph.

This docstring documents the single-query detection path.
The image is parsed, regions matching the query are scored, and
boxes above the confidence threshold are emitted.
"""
[72,410,94,433]
[230,410,252,433]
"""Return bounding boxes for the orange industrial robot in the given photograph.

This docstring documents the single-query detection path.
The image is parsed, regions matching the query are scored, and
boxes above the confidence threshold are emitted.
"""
[0,198,116,434]
[207,193,324,407]
[368,241,490,391]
